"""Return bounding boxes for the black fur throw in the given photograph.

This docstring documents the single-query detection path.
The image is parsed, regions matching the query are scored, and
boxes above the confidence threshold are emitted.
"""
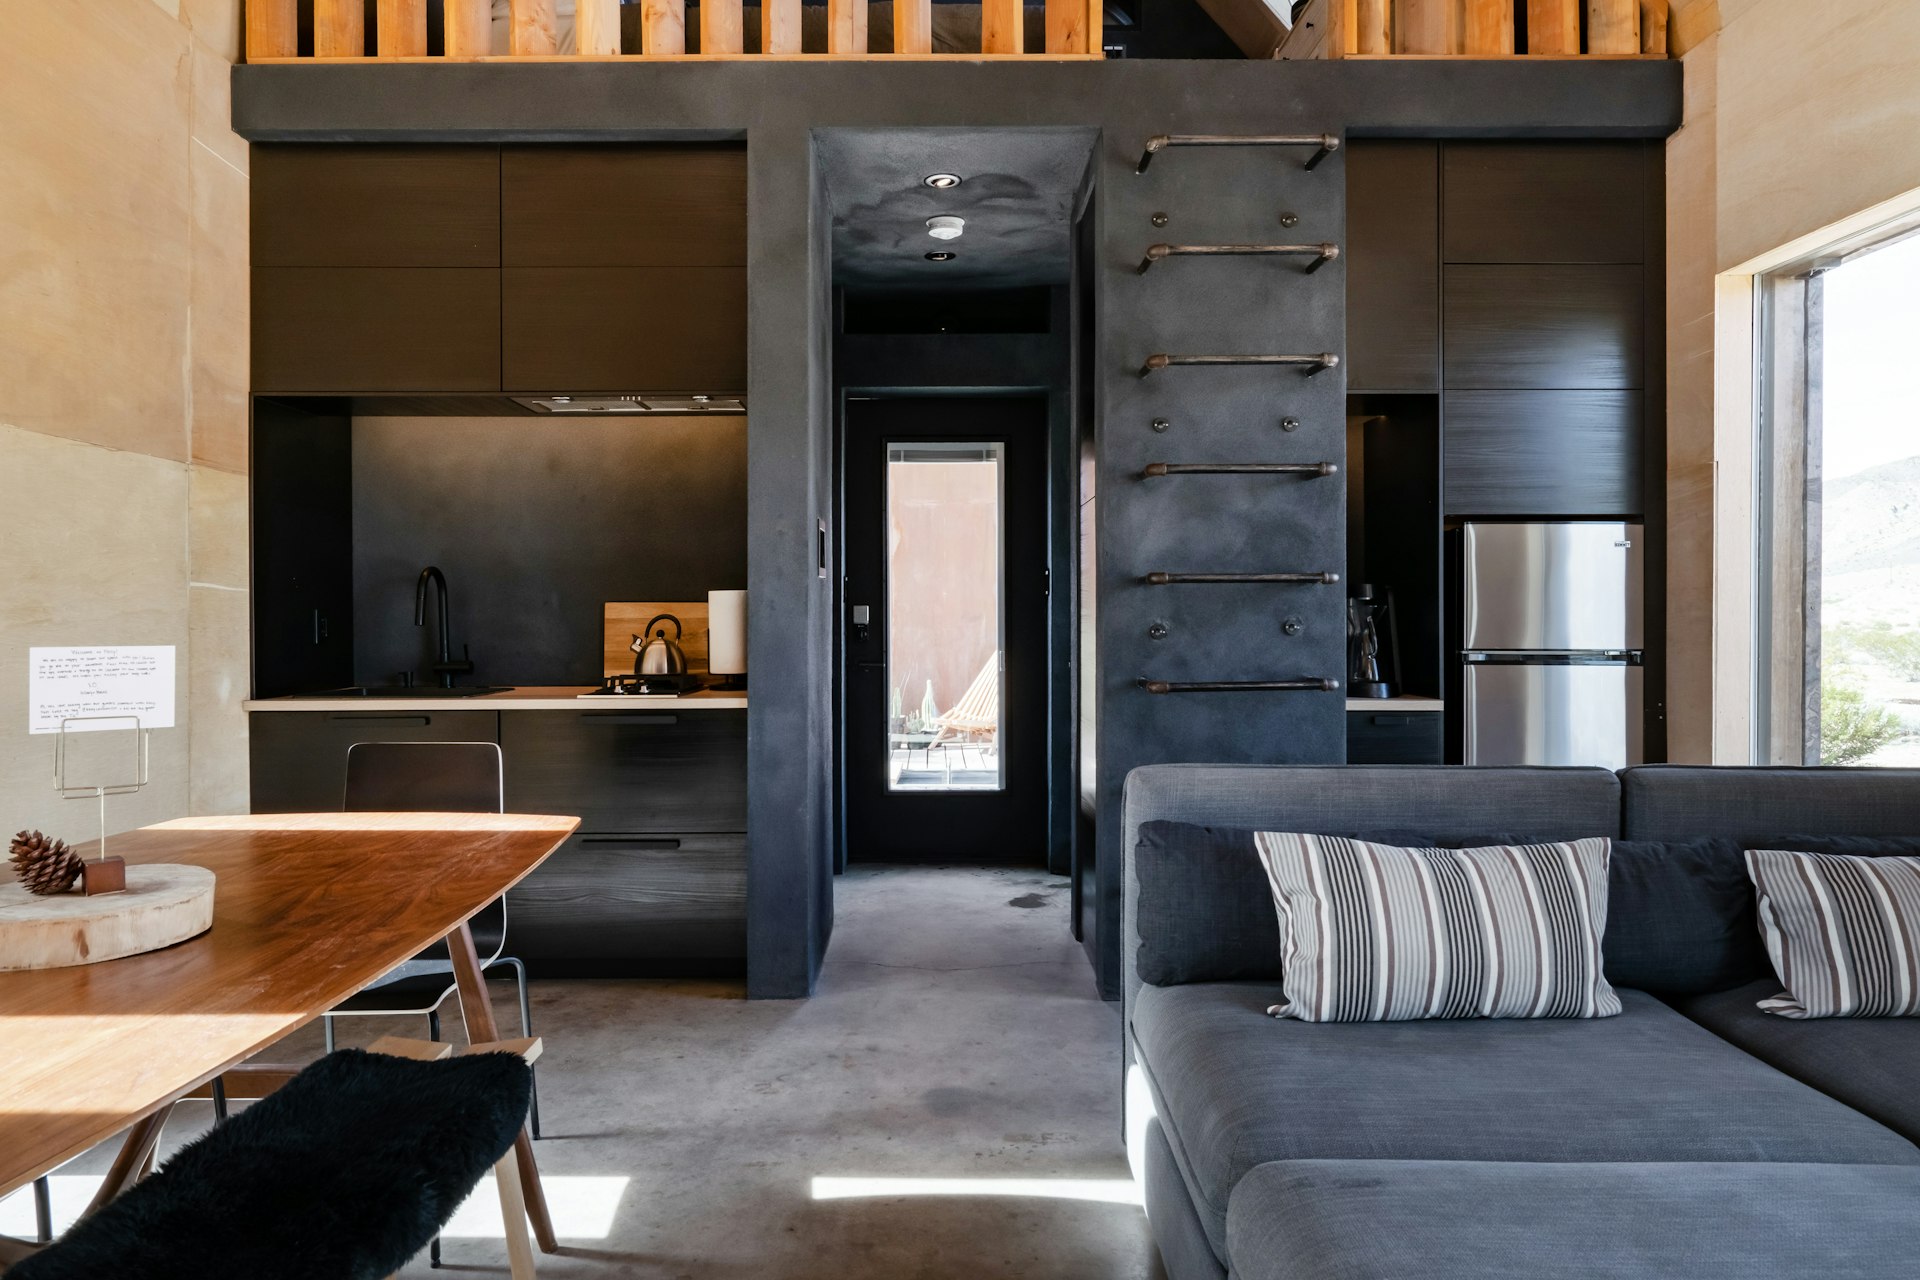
[13,1048,532,1280]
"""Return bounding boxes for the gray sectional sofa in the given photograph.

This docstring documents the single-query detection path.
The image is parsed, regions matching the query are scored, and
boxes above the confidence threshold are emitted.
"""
[1123,765,1920,1280]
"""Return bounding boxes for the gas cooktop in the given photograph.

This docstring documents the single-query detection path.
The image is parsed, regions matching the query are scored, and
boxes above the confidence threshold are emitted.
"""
[577,674,702,698]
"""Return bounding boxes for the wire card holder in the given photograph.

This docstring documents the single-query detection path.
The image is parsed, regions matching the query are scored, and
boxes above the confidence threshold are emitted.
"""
[54,715,151,895]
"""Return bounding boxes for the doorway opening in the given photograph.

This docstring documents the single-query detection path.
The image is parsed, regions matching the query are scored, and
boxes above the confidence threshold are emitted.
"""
[821,126,1094,872]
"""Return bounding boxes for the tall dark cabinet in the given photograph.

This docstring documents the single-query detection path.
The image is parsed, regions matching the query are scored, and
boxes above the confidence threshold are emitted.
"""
[1345,139,1666,762]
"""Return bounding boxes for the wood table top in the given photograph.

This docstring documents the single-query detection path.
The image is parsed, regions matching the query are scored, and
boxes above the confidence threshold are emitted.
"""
[0,812,578,1197]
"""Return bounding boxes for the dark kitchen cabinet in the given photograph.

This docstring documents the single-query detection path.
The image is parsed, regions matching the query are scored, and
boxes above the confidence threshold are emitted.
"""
[502,267,748,393]
[249,709,500,813]
[253,268,503,393]
[1443,265,1644,390]
[1444,390,1645,517]
[506,831,746,974]
[501,146,748,267]
[1347,711,1444,765]
[499,710,748,834]
[1346,141,1440,392]
[251,401,353,698]
[251,145,501,267]
[1442,143,1646,265]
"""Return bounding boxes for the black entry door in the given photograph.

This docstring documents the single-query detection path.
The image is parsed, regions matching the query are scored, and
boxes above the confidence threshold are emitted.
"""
[843,397,1049,864]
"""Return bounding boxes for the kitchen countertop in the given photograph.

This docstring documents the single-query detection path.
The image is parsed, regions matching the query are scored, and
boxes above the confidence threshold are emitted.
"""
[1346,696,1445,712]
[244,686,750,712]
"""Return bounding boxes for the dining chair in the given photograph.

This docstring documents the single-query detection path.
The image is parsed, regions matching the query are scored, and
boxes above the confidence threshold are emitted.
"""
[322,741,541,1140]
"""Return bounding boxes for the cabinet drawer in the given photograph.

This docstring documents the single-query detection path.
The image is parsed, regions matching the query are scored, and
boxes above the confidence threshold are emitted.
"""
[502,146,747,267]
[1443,265,1644,390]
[253,268,502,393]
[249,710,500,813]
[500,709,747,833]
[1347,711,1444,765]
[1444,390,1644,517]
[502,267,747,393]
[507,831,746,970]
[252,145,501,268]
[1442,143,1646,265]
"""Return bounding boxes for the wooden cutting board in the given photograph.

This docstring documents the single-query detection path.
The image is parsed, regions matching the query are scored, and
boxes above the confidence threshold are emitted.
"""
[604,601,710,677]
[0,865,216,970]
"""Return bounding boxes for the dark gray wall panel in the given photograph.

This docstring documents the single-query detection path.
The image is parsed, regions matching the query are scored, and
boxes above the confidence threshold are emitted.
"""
[232,57,1683,1001]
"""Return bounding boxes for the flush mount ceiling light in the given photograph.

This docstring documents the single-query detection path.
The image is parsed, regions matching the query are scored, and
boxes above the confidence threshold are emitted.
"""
[923,173,963,189]
[926,215,966,241]
[925,251,955,262]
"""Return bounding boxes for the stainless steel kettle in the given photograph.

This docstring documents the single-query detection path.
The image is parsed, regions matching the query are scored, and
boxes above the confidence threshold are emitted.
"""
[631,613,689,676]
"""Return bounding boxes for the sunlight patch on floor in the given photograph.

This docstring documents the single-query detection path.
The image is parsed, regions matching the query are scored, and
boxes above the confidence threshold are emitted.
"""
[811,1176,1144,1206]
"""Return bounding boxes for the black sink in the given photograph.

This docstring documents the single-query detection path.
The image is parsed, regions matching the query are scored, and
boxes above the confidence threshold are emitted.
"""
[312,686,512,698]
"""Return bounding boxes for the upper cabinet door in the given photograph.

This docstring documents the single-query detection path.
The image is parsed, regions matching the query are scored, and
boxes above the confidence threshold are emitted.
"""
[1444,265,1645,389]
[1346,141,1440,393]
[251,145,502,267]
[501,146,748,267]
[1442,143,1646,265]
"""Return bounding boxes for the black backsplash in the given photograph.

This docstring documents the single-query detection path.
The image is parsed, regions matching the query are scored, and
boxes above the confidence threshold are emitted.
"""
[350,414,746,687]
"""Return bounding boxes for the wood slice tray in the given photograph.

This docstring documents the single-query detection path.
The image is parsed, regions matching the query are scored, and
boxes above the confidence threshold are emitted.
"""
[0,865,215,970]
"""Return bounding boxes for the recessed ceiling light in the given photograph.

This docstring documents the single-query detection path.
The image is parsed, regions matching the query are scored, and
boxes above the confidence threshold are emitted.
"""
[925,251,955,262]
[926,215,966,241]
[924,173,962,189]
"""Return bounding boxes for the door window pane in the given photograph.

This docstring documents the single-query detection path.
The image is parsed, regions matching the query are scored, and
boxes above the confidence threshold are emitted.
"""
[1817,234,1920,765]
[885,442,1005,792]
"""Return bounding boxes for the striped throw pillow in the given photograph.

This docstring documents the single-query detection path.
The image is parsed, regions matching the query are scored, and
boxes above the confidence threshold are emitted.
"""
[1252,834,1621,1022]
[1745,849,1920,1019]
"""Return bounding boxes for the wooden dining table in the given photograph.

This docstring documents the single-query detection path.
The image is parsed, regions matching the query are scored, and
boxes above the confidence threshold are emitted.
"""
[0,811,579,1262]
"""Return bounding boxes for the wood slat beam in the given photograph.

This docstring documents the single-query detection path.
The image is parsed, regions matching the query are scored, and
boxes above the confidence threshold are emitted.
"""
[1669,0,1719,54]
[445,0,492,56]
[1045,0,1087,53]
[982,0,1024,52]
[702,0,745,54]
[1462,0,1513,53]
[896,0,933,52]
[642,0,687,53]
[1355,0,1389,54]
[510,0,559,54]
[377,0,429,56]
[315,0,365,56]
[1526,0,1580,53]
[828,0,869,52]
[763,0,803,53]
[1640,0,1669,53]
[246,0,299,59]
[576,0,621,53]
[1587,0,1639,53]
[1397,0,1456,54]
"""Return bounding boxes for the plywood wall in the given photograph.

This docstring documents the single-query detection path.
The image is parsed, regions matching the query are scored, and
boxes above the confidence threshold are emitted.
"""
[0,0,252,827]
[1665,0,1920,761]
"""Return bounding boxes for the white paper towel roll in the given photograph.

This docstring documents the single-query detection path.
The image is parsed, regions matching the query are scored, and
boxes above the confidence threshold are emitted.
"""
[708,590,747,674]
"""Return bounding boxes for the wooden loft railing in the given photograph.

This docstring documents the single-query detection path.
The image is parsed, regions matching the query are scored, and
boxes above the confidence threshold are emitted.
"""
[245,0,1105,60]
[1200,0,1683,60]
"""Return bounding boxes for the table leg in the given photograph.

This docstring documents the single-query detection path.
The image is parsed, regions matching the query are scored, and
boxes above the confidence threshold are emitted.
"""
[447,918,558,1255]
[84,1104,173,1217]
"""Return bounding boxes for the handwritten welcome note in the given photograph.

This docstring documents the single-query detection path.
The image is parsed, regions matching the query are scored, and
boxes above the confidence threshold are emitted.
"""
[29,647,177,735]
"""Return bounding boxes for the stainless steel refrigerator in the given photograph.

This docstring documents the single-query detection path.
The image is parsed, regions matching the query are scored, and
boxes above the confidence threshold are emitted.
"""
[1461,522,1645,768]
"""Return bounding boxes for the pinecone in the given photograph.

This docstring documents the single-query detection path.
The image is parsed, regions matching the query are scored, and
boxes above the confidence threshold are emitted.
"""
[9,830,84,896]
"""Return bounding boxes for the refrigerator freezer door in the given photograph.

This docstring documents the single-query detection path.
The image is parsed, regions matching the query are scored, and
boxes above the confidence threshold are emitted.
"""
[1462,522,1644,651]
[1463,661,1645,768]
[1459,667,1643,767]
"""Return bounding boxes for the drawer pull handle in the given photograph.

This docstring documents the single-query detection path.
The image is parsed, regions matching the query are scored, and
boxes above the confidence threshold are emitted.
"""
[580,837,683,850]
[327,715,430,725]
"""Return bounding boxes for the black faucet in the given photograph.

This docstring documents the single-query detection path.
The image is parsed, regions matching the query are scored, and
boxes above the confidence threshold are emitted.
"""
[415,566,475,689]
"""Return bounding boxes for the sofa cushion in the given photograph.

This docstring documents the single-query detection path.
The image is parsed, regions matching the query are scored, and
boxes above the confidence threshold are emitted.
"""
[1253,834,1620,1022]
[1604,838,1771,994]
[1132,981,1920,1254]
[1224,1159,1920,1280]
[1669,978,1920,1145]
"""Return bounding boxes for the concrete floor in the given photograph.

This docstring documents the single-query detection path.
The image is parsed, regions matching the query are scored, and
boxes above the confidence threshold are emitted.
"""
[8,866,1161,1279]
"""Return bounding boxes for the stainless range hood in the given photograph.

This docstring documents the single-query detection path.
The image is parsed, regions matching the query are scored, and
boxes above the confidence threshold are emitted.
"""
[513,395,747,415]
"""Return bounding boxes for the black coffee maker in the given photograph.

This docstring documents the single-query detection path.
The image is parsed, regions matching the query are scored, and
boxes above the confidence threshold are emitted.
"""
[1347,584,1400,700]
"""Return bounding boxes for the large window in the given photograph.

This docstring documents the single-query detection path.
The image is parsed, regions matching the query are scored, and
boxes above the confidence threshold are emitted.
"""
[1759,228,1920,765]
